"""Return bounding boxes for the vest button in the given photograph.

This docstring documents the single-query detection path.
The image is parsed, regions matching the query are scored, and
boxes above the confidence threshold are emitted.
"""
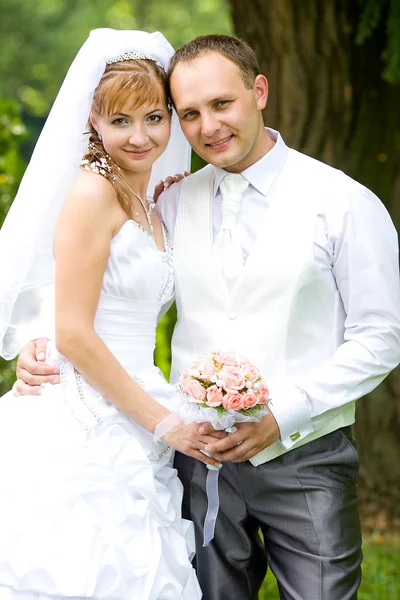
[228,311,237,320]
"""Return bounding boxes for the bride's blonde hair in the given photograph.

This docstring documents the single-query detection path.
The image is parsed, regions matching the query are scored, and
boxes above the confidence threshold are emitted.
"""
[82,59,168,218]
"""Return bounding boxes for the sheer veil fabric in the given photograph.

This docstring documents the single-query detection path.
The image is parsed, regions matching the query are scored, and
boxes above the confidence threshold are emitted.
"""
[0,28,190,358]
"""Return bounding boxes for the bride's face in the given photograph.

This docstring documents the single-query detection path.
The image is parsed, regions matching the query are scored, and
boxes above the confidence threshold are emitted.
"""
[92,98,171,175]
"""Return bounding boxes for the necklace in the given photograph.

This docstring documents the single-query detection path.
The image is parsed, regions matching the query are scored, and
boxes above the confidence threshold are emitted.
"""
[117,172,154,239]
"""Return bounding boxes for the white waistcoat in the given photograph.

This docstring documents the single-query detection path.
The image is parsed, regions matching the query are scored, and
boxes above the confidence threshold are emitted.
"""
[171,153,355,465]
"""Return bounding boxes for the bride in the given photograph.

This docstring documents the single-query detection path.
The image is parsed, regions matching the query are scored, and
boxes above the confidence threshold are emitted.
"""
[0,28,219,599]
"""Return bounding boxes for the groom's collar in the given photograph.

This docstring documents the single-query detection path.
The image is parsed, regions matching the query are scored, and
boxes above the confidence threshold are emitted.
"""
[212,128,289,198]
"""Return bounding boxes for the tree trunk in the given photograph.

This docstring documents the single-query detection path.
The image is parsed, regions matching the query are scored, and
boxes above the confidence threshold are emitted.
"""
[229,0,400,528]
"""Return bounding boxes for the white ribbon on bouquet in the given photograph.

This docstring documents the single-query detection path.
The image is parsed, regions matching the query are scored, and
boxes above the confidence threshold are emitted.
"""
[176,398,269,546]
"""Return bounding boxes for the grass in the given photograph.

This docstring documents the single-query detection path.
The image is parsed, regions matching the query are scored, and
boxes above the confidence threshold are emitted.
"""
[259,539,400,599]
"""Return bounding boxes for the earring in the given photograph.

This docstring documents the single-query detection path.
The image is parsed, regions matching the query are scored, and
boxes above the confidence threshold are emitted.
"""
[98,132,102,142]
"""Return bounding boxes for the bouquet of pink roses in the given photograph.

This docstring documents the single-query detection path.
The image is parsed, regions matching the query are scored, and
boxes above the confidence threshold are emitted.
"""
[178,351,270,546]
[179,350,270,427]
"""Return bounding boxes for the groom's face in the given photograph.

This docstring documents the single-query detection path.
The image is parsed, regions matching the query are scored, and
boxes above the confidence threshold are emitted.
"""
[170,52,268,172]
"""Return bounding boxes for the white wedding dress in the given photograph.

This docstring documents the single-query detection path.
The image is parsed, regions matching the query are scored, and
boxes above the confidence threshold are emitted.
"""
[0,221,201,599]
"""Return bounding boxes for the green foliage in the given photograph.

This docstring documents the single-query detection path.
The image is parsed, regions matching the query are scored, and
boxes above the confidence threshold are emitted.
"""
[0,358,17,396]
[259,541,400,599]
[0,100,27,223]
[155,304,177,379]
[0,100,26,393]
[357,0,400,82]
[385,0,400,82]
[356,0,386,43]
[0,0,232,117]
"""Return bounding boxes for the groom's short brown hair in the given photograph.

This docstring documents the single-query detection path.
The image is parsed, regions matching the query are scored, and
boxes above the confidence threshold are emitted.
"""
[168,34,260,90]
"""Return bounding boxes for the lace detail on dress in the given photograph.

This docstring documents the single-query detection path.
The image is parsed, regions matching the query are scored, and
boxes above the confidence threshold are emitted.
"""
[155,439,172,461]
[74,368,102,426]
[132,221,154,241]
[60,358,90,438]
[130,373,146,388]
[60,358,103,439]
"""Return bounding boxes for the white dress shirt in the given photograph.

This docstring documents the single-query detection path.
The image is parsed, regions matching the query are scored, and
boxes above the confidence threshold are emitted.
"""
[156,128,400,443]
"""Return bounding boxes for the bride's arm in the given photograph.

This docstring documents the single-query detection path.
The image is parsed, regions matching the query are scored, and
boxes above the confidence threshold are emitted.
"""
[55,174,160,429]
[53,173,222,465]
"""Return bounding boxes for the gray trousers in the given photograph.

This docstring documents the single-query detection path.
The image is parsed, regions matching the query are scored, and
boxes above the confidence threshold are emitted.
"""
[174,427,362,600]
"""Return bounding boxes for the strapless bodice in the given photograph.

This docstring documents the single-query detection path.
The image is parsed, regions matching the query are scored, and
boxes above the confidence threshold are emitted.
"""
[102,220,173,305]
[92,220,173,372]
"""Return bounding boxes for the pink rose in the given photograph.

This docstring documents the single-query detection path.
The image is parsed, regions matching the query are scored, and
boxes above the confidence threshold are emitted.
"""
[182,378,206,403]
[180,374,191,388]
[243,393,259,409]
[180,368,191,382]
[206,385,224,407]
[197,358,216,380]
[219,366,245,391]
[192,354,206,367]
[257,382,270,404]
[215,352,238,367]
[241,361,259,381]
[222,392,245,411]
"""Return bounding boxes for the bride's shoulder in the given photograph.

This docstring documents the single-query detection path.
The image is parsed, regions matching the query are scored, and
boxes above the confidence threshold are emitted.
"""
[70,170,116,202]
[58,171,120,236]
[65,171,119,216]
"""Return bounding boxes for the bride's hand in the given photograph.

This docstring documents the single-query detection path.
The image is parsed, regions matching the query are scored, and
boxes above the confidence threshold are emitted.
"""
[14,338,60,396]
[162,421,225,468]
[153,171,191,203]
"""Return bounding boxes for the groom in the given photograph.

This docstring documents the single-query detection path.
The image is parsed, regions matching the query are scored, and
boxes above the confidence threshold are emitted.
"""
[15,35,400,599]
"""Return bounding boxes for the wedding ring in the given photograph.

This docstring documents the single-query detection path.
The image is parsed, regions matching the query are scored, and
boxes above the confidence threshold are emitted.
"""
[237,440,243,446]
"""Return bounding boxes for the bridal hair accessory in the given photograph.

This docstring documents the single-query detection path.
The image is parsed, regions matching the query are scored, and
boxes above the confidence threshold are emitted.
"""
[81,141,117,179]
[105,52,173,110]
[0,28,191,359]
[81,156,115,178]
[106,52,159,65]
[178,351,271,546]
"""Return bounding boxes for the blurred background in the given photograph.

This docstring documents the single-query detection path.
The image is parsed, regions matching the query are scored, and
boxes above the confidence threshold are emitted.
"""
[0,0,399,597]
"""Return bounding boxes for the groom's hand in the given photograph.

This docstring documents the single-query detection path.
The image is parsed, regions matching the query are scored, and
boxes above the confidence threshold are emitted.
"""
[14,338,60,396]
[201,412,280,463]
[153,172,190,203]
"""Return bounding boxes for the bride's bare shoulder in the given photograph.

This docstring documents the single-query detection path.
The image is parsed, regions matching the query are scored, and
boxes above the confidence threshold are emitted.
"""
[64,170,121,218]
[58,171,120,235]
[70,170,116,202]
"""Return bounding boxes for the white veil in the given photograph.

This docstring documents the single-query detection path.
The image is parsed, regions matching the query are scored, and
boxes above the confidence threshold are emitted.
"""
[0,28,190,359]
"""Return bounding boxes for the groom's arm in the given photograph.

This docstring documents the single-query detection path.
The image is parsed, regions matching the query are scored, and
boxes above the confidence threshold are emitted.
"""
[15,338,60,395]
[274,183,400,442]
[154,179,184,240]
[205,181,400,462]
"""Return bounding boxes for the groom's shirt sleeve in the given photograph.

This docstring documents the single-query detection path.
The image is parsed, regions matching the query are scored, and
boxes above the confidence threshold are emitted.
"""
[154,180,183,240]
[272,181,400,450]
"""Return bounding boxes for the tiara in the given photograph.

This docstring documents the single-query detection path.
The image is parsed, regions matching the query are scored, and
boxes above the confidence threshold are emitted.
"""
[105,52,159,65]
